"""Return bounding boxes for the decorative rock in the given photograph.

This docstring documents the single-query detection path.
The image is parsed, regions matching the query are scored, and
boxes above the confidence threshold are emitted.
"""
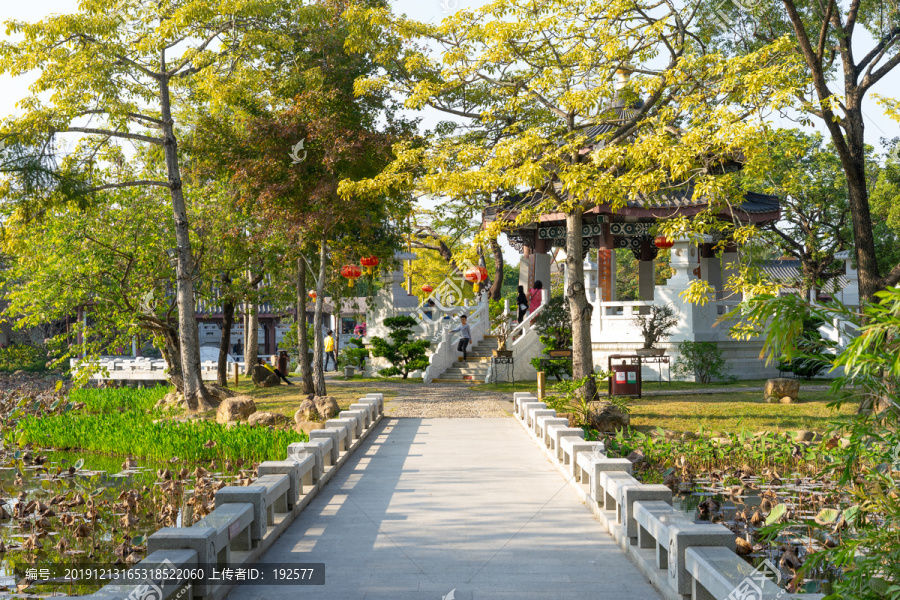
[206,383,238,402]
[248,412,287,427]
[764,378,800,403]
[250,365,280,387]
[587,402,630,432]
[215,396,257,424]
[295,398,318,423]
[314,396,340,420]
[779,395,795,404]
[155,391,184,409]
[794,430,815,442]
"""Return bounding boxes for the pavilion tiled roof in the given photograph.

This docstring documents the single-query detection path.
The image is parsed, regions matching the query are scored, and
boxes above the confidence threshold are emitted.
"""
[761,259,848,292]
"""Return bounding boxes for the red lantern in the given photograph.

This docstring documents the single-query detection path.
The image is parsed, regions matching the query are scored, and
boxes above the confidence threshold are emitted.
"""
[464,266,489,292]
[654,235,674,249]
[360,255,380,275]
[421,284,434,294]
[308,290,317,301]
[341,264,362,287]
[464,266,489,284]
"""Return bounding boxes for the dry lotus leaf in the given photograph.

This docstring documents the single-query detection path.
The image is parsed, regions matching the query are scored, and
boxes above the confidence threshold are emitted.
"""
[735,537,753,555]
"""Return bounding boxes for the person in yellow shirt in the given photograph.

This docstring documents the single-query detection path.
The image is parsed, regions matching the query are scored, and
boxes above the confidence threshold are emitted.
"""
[324,330,337,371]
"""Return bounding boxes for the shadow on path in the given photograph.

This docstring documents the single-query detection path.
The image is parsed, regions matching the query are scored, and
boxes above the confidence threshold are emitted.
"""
[227,418,661,600]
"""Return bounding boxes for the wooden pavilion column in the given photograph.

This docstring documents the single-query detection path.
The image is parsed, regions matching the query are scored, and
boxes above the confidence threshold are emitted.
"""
[638,238,657,304]
[596,223,616,303]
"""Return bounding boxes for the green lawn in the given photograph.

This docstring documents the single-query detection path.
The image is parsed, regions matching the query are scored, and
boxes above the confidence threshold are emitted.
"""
[472,377,832,395]
[629,389,854,434]
[471,378,849,434]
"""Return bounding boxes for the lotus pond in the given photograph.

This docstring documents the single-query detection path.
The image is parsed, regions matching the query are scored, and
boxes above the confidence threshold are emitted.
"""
[605,427,900,596]
[0,379,309,596]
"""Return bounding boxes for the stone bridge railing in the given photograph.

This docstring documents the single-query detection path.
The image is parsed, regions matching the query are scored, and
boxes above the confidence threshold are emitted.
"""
[512,392,826,600]
[70,394,384,600]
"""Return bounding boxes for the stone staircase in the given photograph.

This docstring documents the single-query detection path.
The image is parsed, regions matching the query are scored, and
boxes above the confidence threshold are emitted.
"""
[431,335,499,383]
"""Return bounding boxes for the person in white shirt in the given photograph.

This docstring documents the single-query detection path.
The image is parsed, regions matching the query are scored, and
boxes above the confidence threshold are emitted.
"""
[450,315,471,361]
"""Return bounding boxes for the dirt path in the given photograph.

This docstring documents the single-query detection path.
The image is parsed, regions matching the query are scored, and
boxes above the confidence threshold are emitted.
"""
[326,379,513,418]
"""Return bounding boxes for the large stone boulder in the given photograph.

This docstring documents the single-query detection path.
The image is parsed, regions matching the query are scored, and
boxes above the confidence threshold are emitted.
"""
[250,365,280,387]
[215,396,257,424]
[206,383,239,402]
[764,378,800,403]
[586,402,630,433]
[295,398,319,423]
[314,396,340,421]
[248,411,288,427]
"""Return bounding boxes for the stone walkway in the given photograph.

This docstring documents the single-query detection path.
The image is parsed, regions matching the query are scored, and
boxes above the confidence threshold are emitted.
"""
[327,379,513,418]
[227,418,662,600]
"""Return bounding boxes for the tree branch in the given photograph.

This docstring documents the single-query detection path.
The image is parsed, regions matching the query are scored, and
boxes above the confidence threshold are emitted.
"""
[64,127,164,146]
[84,180,171,193]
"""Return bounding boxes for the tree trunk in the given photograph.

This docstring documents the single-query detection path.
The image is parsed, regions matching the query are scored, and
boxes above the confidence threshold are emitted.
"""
[153,322,185,393]
[841,108,880,304]
[565,209,597,401]
[217,279,234,387]
[297,256,314,394]
[312,237,328,396]
[158,68,213,411]
[489,237,504,301]
[244,293,259,376]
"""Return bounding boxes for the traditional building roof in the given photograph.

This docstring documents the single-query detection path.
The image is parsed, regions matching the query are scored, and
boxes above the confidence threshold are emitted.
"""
[761,259,848,294]
[485,185,779,225]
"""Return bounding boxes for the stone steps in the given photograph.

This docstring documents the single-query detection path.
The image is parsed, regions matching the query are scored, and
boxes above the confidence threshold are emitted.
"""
[431,336,500,381]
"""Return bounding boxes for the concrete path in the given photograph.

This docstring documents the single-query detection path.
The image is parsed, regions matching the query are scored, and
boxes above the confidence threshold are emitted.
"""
[228,418,662,600]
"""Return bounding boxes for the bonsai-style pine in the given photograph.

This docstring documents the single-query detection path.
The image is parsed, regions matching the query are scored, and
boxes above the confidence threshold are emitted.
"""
[369,316,430,379]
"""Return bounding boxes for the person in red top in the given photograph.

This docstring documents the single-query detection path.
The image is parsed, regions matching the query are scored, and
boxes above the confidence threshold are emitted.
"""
[528,280,544,313]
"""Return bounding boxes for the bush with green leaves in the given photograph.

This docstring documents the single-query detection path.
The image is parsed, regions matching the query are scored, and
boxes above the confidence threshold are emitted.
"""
[369,316,430,379]
[0,344,52,373]
[340,337,369,370]
[529,295,573,381]
[730,288,900,599]
[777,314,831,379]
[672,341,731,383]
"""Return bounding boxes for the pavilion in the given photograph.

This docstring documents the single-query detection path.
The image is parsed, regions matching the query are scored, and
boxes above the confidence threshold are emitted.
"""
[482,184,790,379]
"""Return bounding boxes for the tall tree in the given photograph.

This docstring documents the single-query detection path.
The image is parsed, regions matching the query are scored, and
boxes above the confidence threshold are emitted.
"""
[0,0,292,410]
[707,0,900,302]
[751,130,857,298]
[343,0,797,399]
[192,0,413,396]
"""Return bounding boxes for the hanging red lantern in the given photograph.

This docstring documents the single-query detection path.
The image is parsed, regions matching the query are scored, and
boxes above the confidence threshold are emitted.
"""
[341,264,362,287]
[360,255,380,275]
[308,290,317,301]
[421,284,434,294]
[654,235,674,249]
[464,266,489,292]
